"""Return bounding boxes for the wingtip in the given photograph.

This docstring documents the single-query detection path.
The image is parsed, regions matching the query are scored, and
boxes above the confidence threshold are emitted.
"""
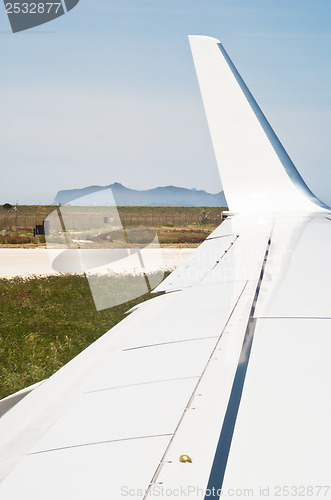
[188,35,221,44]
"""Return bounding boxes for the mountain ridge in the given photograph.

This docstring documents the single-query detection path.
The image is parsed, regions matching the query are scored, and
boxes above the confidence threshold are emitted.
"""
[54,183,227,207]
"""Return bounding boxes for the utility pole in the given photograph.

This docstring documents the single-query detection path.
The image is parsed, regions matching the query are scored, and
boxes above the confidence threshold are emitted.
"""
[14,202,18,235]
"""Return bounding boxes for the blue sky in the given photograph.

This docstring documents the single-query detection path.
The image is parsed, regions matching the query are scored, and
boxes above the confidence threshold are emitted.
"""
[1,0,331,204]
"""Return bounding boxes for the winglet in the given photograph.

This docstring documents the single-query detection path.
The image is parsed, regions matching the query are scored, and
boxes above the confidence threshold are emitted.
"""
[189,35,327,213]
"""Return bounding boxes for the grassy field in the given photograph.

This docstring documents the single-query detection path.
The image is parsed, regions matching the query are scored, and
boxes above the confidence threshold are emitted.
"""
[0,205,228,399]
[0,206,226,247]
[0,273,166,399]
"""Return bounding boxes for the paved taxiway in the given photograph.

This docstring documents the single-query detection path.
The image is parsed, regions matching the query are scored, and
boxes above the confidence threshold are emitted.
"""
[0,248,193,278]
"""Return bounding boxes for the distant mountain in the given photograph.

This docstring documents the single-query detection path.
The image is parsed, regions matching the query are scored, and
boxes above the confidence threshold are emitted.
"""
[54,183,227,207]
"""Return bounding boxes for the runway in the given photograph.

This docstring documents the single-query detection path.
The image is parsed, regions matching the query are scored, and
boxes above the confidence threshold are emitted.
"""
[0,248,193,278]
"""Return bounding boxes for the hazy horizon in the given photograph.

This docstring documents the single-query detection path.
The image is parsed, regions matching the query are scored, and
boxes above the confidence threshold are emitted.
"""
[2,181,226,206]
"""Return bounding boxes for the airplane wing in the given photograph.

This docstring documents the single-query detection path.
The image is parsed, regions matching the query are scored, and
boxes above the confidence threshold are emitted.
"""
[0,36,330,500]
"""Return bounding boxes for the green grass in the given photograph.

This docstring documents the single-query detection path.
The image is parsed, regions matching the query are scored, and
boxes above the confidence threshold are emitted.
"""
[0,273,165,399]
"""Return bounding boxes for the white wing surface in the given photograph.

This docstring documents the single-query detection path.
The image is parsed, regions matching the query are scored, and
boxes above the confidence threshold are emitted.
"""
[0,37,330,500]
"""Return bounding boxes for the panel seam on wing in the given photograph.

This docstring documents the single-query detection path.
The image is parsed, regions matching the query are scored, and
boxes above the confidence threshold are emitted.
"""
[206,233,238,241]
[27,434,174,456]
[123,335,219,351]
[83,376,200,394]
